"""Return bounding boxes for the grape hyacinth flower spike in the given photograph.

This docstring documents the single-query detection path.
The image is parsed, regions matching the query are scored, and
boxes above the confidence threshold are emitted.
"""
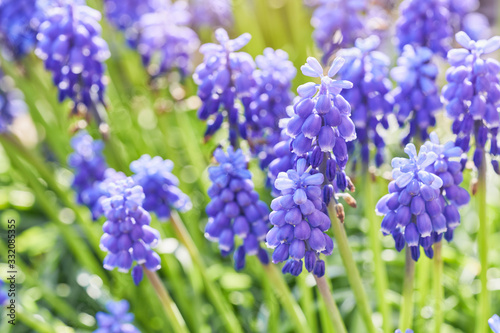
[204,147,270,270]
[0,68,27,133]
[190,0,233,30]
[130,154,192,221]
[376,142,445,261]
[490,314,500,333]
[193,28,255,146]
[442,31,500,172]
[100,178,161,285]
[390,45,442,144]
[395,330,413,333]
[266,158,333,277]
[0,281,8,306]
[35,1,110,114]
[94,300,140,333]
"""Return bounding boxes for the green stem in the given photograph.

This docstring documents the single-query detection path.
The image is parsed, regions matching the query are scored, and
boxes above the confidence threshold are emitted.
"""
[143,268,189,333]
[399,247,415,330]
[327,202,376,333]
[313,275,347,333]
[434,241,443,333]
[364,174,391,332]
[477,149,489,333]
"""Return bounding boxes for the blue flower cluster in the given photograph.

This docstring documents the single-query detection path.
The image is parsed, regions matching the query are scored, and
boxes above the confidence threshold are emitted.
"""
[94,300,140,333]
[130,155,192,221]
[268,130,295,194]
[35,1,110,112]
[390,45,442,144]
[0,0,45,59]
[442,32,500,171]
[266,159,333,277]
[311,0,367,63]
[190,0,233,30]
[285,56,354,197]
[0,68,27,133]
[376,143,446,261]
[193,28,255,147]
[449,0,490,41]
[395,0,452,56]
[205,147,270,270]
[490,314,500,333]
[395,330,413,333]
[0,281,8,306]
[338,36,393,167]
[137,1,199,77]
[246,48,296,169]
[100,177,161,285]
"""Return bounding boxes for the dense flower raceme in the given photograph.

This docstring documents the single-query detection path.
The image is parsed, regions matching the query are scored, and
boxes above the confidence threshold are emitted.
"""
[0,280,8,306]
[0,0,45,59]
[267,130,295,193]
[100,177,161,285]
[246,48,296,169]
[285,56,354,197]
[204,147,270,270]
[442,32,500,172]
[94,300,140,333]
[130,155,192,221]
[389,45,442,145]
[448,0,490,40]
[0,68,27,133]
[395,0,452,56]
[311,0,367,63]
[376,143,446,261]
[193,28,255,147]
[190,0,233,30]
[35,1,110,113]
[137,0,199,77]
[338,36,393,167]
[490,314,500,333]
[266,159,333,277]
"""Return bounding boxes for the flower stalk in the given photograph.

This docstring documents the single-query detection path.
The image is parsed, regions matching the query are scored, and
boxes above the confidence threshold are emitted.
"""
[477,148,489,333]
[400,247,416,330]
[314,275,347,333]
[434,241,443,333]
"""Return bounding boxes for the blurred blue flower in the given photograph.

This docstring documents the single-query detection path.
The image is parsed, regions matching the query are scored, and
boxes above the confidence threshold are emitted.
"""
[395,330,413,333]
[448,0,490,41]
[0,280,8,306]
[193,28,255,147]
[395,0,452,56]
[376,142,446,261]
[205,147,270,270]
[338,36,393,167]
[100,177,161,284]
[267,158,333,277]
[389,45,441,145]
[0,68,27,133]
[490,314,500,333]
[35,1,110,113]
[130,154,192,221]
[94,300,140,333]
[190,0,233,30]
[268,130,296,195]
[442,31,500,171]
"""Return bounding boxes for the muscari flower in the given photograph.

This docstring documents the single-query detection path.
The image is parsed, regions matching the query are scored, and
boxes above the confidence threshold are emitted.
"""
[490,314,500,333]
[246,48,296,169]
[395,0,452,56]
[448,0,490,41]
[0,0,45,59]
[266,158,333,277]
[395,330,413,333]
[35,1,110,113]
[0,280,8,306]
[268,129,296,194]
[442,31,500,172]
[193,28,255,147]
[100,177,161,285]
[94,300,140,333]
[204,147,270,270]
[311,0,367,63]
[285,56,354,197]
[137,0,199,77]
[130,154,192,221]
[190,0,233,30]
[338,36,393,167]
[376,142,445,261]
[0,68,27,133]
[389,45,442,145]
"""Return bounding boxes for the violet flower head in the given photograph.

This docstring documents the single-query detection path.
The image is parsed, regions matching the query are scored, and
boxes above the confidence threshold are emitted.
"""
[100,177,161,285]
[448,0,490,41]
[395,330,413,333]
[190,0,233,30]
[205,147,270,270]
[35,1,110,113]
[442,32,500,171]
[0,281,8,306]
[338,36,393,167]
[490,314,500,333]
[130,155,192,221]
[0,68,27,133]
[268,129,296,195]
[193,28,255,147]
[311,0,367,63]
[94,300,140,333]
[389,45,442,145]
[137,0,199,77]
[247,48,296,169]
[395,0,452,56]
[266,158,333,277]
[0,0,45,59]
[376,142,445,261]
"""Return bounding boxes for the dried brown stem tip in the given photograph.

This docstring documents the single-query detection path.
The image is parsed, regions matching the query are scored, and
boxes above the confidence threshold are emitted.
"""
[335,203,345,223]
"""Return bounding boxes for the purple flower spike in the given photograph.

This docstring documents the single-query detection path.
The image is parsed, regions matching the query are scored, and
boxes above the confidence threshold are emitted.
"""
[489,314,500,333]
[0,68,27,133]
[0,281,8,306]
[395,330,414,333]
[94,300,140,333]
[205,147,270,269]
[190,0,233,30]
